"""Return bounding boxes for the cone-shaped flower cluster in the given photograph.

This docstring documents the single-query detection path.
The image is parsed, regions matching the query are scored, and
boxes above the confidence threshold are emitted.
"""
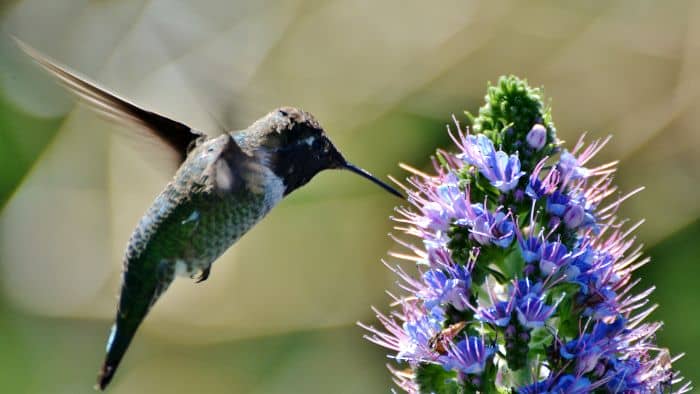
[361,76,690,393]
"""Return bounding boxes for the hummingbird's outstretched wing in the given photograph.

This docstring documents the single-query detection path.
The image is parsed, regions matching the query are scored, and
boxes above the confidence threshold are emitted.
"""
[13,37,205,165]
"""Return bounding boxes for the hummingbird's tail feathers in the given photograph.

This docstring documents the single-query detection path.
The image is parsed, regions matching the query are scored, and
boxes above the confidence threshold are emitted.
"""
[96,265,170,391]
[96,319,139,390]
[12,37,205,165]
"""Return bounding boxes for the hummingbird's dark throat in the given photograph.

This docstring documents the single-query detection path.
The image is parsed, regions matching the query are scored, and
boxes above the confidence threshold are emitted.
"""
[269,140,403,198]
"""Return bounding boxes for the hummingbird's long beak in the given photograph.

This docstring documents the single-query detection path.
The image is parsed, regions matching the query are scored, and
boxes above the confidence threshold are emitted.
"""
[343,163,404,199]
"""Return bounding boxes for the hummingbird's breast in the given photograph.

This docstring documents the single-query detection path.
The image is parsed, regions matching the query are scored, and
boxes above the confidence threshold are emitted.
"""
[124,134,285,279]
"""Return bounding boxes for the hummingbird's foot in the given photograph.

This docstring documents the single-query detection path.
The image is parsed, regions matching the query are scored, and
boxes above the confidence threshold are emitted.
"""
[194,266,211,283]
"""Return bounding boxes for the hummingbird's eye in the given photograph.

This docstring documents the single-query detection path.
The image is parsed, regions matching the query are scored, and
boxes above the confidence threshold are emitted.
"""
[278,110,288,117]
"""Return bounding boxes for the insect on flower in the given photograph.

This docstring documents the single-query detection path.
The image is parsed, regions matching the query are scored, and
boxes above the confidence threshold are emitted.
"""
[428,321,467,355]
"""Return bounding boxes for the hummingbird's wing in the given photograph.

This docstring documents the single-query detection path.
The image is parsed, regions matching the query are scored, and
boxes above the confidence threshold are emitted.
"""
[13,38,205,165]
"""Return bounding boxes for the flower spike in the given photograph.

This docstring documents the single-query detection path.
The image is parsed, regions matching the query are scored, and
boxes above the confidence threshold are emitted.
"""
[361,75,689,393]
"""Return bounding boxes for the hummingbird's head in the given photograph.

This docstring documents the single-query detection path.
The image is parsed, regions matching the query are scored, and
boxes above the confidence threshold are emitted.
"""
[251,107,402,198]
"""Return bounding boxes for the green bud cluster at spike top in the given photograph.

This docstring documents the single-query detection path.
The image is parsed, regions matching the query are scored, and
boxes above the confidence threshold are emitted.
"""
[359,76,691,393]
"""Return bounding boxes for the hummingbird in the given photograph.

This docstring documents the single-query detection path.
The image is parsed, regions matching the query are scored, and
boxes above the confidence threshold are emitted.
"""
[15,39,403,390]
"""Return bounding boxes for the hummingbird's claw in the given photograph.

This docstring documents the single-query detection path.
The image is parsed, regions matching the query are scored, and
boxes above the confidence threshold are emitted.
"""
[194,266,211,283]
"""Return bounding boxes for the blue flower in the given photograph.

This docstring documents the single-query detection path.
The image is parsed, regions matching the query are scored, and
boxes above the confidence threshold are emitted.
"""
[471,210,515,248]
[591,316,625,340]
[518,234,543,264]
[421,202,451,232]
[526,159,560,200]
[397,310,444,362]
[514,278,545,299]
[517,379,551,394]
[516,294,558,330]
[548,374,593,393]
[526,177,545,200]
[604,358,647,393]
[581,285,619,320]
[419,173,470,232]
[441,336,495,375]
[546,190,569,216]
[461,134,525,192]
[539,241,570,276]
[420,265,472,311]
[507,279,558,329]
[558,150,590,181]
[492,212,516,248]
[561,334,605,375]
[477,300,513,327]
[519,375,593,394]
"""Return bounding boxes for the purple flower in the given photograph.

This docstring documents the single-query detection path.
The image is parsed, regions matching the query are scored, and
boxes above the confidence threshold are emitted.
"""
[441,336,495,375]
[507,279,558,329]
[567,246,607,290]
[526,159,560,199]
[603,350,681,394]
[605,358,647,393]
[471,210,515,248]
[470,212,493,245]
[516,294,558,330]
[518,234,543,264]
[417,173,471,232]
[539,241,570,276]
[478,300,513,327]
[513,278,545,300]
[400,313,443,360]
[581,285,619,320]
[558,150,592,182]
[526,124,547,150]
[476,282,516,327]
[492,212,516,248]
[561,334,605,375]
[559,318,629,375]
[420,202,451,232]
[460,134,525,192]
[420,264,472,311]
[360,301,443,365]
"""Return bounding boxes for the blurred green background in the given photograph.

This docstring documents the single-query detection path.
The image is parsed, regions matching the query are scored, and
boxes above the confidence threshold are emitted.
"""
[1,1,698,393]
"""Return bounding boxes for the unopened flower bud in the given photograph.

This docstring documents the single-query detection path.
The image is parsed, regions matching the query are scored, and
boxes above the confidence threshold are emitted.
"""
[526,124,547,150]
[564,204,585,229]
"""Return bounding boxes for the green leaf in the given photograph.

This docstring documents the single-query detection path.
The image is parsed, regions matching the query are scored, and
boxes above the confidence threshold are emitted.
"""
[415,363,463,394]
[500,248,525,279]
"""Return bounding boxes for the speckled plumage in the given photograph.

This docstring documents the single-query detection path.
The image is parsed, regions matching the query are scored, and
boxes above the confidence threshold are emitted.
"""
[101,116,300,390]
[123,132,283,297]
